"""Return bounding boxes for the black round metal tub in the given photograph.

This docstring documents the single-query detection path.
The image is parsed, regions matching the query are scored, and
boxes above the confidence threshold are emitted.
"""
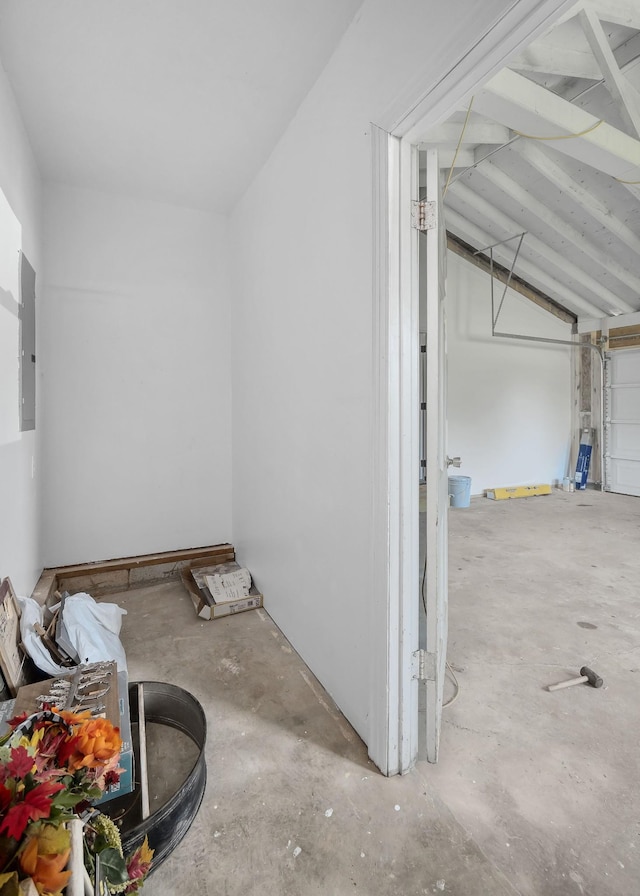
[103,681,207,873]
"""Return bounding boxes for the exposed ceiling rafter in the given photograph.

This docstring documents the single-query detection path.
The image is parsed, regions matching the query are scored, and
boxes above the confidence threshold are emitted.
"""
[446,208,607,318]
[470,157,640,296]
[446,232,577,324]
[449,181,635,313]
[418,122,510,146]
[586,0,640,30]
[509,45,601,79]
[579,5,640,137]
[419,0,640,323]
[613,30,640,72]
[510,28,640,91]
[541,1,640,39]
[541,2,586,36]
[512,139,640,257]
[474,67,640,181]
[436,149,476,169]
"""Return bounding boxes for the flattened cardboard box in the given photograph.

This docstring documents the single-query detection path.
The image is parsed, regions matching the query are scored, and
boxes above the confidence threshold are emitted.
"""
[0,578,28,695]
[181,560,263,620]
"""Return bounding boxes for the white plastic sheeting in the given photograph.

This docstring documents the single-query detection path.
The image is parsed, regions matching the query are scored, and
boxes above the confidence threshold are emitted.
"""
[18,592,127,677]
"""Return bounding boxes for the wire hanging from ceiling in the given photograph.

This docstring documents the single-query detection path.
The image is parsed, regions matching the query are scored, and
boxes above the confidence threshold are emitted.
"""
[512,118,604,140]
[442,96,474,199]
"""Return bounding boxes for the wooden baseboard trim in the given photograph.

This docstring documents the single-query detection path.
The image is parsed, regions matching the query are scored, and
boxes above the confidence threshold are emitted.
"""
[31,544,236,605]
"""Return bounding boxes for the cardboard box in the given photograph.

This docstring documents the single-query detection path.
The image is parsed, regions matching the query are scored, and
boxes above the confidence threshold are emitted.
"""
[181,560,263,620]
[0,578,28,696]
[92,669,134,806]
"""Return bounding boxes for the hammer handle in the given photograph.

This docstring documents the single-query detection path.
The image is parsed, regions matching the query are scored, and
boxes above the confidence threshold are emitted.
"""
[547,675,588,692]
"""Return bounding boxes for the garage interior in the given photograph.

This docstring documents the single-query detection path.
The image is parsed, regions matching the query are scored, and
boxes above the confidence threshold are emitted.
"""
[415,3,640,894]
[1,0,640,894]
[419,0,640,500]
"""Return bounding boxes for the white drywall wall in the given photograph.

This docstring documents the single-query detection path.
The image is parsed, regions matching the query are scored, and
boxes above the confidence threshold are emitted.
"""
[445,251,572,493]
[229,0,537,744]
[0,62,42,596]
[42,185,232,565]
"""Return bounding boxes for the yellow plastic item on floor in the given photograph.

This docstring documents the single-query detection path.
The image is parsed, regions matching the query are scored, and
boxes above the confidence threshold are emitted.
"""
[485,484,552,500]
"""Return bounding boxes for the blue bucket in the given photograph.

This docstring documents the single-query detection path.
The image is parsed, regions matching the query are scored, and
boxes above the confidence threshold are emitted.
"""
[448,475,471,508]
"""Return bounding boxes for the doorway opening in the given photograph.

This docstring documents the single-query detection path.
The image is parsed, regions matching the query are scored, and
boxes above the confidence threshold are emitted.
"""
[406,0,640,762]
[405,5,640,891]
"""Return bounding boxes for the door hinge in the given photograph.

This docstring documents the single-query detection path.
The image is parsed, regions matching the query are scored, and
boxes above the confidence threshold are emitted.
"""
[411,200,436,232]
[412,649,436,681]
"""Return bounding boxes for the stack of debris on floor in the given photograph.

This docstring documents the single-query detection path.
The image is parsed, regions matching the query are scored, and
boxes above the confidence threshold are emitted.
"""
[0,547,243,893]
[0,575,134,804]
[16,587,126,678]
[0,543,263,701]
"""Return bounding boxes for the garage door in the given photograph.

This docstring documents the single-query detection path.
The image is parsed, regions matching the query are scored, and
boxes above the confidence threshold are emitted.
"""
[604,349,640,497]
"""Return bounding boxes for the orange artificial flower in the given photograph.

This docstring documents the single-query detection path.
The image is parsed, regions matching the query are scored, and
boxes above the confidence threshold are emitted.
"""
[59,715,122,772]
[57,709,92,726]
[19,824,71,896]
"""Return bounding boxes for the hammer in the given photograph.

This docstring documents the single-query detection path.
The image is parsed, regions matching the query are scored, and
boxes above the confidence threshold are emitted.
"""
[547,666,603,692]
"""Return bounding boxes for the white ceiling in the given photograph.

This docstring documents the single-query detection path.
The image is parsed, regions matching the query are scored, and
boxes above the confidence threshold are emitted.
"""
[3,0,638,321]
[418,0,640,322]
[0,0,362,212]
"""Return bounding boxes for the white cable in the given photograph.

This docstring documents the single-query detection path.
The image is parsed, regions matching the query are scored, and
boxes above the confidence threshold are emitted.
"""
[421,554,461,709]
[443,662,460,709]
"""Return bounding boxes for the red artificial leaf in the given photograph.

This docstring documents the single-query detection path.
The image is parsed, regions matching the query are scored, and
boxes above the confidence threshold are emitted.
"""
[7,746,34,779]
[0,780,64,840]
[56,735,79,767]
[1,803,34,841]
[26,780,66,808]
[6,712,27,730]
[34,729,68,773]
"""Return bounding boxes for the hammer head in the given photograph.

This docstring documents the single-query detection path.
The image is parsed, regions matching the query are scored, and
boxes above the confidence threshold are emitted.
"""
[579,666,603,688]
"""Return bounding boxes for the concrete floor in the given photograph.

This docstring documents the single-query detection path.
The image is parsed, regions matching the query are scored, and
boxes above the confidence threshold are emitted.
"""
[114,489,639,895]
[431,488,640,896]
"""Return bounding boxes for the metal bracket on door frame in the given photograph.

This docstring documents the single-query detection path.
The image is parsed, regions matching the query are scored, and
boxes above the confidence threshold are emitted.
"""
[411,200,436,232]
[412,649,436,681]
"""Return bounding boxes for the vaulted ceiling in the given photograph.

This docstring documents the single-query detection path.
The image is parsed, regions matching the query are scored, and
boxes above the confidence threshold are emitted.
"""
[0,0,362,212]
[2,1,638,321]
[419,0,640,322]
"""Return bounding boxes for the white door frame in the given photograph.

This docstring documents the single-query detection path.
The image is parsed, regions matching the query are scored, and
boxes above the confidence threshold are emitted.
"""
[369,0,575,776]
